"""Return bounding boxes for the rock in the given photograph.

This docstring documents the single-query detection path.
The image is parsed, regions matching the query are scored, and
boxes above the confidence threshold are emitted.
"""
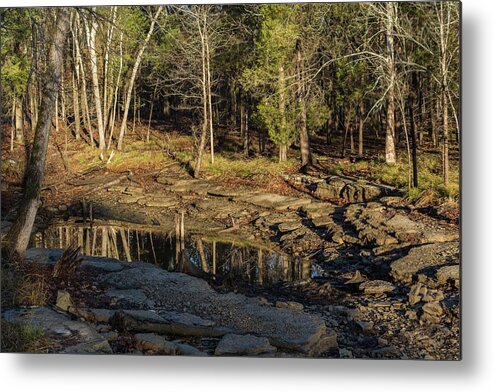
[3,307,111,354]
[134,333,177,354]
[344,270,366,285]
[408,283,423,305]
[79,308,116,323]
[214,334,277,356]
[106,289,155,308]
[282,173,397,203]
[356,320,374,332]
[421,301,444,324]
[359,280,395,295]
[174,342,208,357]
[56,290,74,312]
[275,301,304,311]
[406,310,418,320]
[117,195,145,204]
[101,262,329,354]
[436,265,460,287]
[311,216,334,228]
[110,309,223,337]
[391,242,459,284]
[278,221,302,233]
[100,331,119,342]
[237,192,312,211]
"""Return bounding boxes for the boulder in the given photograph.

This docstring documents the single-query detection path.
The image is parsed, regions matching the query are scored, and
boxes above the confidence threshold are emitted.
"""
[215,334,277,356]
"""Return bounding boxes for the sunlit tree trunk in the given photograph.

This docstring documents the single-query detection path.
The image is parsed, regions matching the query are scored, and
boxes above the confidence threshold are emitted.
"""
[385,1,397,164]
[85,14,106,150]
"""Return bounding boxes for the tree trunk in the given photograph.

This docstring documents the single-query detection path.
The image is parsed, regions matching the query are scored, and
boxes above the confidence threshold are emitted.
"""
[107,32,123,149]
[73,14,93,147]
[279,145,288,162]
[205,22,214,165]
[117,6,163,150]
[278,64,288,163]
[358,101,364,156]
[5,8,71,260]
[194,16,209,178]
[72,70,81,140]
[297,42,312,168]
[15,97,24,143]
[385,2,397,164]
[408,90,418,188]
[85,14,106,150]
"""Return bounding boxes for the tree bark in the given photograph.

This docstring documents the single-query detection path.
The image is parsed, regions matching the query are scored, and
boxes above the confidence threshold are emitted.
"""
[385,2,397,164]
[5,8,71,259]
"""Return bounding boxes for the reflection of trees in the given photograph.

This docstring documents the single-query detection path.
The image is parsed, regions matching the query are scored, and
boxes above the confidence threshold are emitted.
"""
[34,223,312,286]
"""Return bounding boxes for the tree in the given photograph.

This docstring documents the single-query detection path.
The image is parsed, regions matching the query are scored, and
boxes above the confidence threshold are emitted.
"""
[116,6,163,151]
[5,7,71,259]
[243,4,299,162]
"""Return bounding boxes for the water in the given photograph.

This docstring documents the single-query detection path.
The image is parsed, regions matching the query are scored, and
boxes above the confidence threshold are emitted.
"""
[32,220,313,288]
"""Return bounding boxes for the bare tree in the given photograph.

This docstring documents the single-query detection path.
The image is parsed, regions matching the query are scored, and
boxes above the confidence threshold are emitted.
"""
[5,8,71,259]
[116,6,163,151]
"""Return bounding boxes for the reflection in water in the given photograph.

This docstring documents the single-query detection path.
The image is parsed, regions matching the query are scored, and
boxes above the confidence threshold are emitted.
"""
[32,222,312,287]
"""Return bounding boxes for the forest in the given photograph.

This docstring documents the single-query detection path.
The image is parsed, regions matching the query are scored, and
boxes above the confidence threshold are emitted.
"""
[1,3,460,359]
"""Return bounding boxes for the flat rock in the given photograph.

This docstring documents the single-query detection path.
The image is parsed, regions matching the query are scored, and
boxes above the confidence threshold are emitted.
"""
[2,307,112,354]
[215,334,277,356]
[278,221,302,233]
[237,193,312,211]
[106,289,155,307]
[117,195,145,204]
[390,242,459,284]
[276,301,304,311]
[110,309,223,337]
[436,265,460,287]
[359,280,395,295]
[101,261,329,354]
[163,179,212,195]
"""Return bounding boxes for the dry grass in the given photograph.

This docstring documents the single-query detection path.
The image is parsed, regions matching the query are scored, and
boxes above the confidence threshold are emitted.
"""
[1,263,52,308]
[1,319,53,353]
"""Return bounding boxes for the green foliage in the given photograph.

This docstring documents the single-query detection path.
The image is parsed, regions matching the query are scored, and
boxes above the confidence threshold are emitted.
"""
[256,96,297,148]
[0,8,31,102]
